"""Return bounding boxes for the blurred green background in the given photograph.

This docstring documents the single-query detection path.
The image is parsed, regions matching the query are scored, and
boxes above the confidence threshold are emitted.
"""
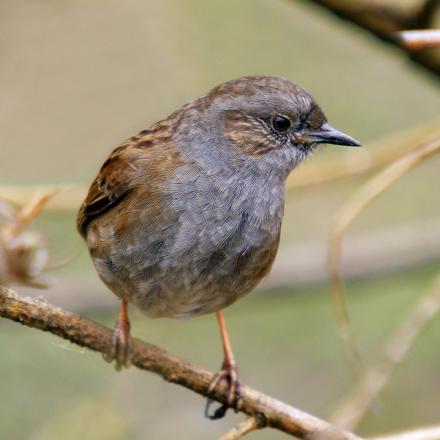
[1,0,440,439]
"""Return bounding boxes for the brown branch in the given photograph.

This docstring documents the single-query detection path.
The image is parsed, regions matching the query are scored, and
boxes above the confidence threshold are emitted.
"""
[416,0,440,29]
[219,416,265,440]
[330,275,440,429]
[0,285,362,440]
[297,0,440,78]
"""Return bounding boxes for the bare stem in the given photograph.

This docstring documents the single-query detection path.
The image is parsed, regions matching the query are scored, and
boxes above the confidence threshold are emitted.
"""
[298,0,440,77]
[327,135,440,373]
[0,285,361,440]
[219,416,265,440]
[330,275,440,429]
[396,30,440,50]
[372,425,440,440]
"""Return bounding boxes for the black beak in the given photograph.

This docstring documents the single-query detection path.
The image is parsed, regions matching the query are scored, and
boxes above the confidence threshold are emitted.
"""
[303,123,361,147]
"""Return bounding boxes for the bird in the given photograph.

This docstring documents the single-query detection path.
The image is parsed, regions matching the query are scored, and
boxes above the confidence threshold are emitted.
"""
[77,75,360,418]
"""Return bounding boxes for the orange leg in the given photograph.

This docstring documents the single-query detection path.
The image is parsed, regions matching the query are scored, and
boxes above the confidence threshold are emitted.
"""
[103,299,132,370]
[205,310,241,419]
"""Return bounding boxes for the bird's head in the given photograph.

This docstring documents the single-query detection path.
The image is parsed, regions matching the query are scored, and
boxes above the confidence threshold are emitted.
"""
[191,76,360,177]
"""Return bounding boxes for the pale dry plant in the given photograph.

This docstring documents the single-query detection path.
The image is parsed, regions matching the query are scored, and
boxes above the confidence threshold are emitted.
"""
[0,192,55,288]
[327,134,440,428]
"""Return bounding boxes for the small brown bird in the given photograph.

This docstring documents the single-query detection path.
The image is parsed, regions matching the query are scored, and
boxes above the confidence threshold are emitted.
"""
[77,76,360,418]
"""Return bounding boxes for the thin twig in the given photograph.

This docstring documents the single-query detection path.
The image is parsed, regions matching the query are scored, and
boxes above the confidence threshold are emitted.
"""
[327,135,440,373]
[219,416,265,440]
[0,286,362,440]
[286,119,440,191]
[298,0,440,77]
[396,30,440,50]
[265,218,440,289]
[329,275,440,428]
[0,184,83,211]
[372,425,440,440]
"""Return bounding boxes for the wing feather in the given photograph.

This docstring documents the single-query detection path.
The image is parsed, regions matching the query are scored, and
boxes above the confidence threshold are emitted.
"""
[77,121,173,237]
[77,147,134,237]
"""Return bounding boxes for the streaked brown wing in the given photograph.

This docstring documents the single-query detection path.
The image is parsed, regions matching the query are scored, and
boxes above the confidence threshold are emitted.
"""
[77,121,173,237]
[77,145,134,237]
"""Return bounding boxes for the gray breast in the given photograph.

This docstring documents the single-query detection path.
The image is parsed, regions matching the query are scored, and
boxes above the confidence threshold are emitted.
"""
[92,163,285,318]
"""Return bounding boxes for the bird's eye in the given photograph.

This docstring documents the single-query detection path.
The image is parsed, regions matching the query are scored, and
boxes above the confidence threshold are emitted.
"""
[272,115,291,133]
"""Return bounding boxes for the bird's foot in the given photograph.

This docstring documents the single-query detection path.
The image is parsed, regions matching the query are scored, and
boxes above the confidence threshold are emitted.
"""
[205,361,241,420]
[103,315,132,370]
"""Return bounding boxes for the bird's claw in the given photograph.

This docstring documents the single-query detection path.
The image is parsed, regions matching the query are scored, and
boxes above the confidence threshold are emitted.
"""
[205,364,241,420]
[103,317,132,370]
